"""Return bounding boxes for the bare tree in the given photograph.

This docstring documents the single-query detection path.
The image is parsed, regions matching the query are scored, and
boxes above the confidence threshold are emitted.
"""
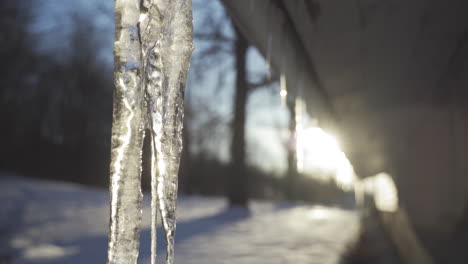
[188,0,278,206]
[227,25,249,206]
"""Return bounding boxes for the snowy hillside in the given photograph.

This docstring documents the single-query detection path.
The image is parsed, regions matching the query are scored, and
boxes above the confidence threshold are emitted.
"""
[0,174,359,264]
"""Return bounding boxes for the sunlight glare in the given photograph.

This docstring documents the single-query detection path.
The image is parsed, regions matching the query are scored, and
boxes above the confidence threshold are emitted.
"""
[372,173,398,212]
[296,127,355,190]
[358,173,399,212]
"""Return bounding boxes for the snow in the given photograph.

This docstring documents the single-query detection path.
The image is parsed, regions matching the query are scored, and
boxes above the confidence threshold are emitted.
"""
[0,174,359,264]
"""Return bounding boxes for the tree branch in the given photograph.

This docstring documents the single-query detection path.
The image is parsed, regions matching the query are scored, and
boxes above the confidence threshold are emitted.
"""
[248,76,278,90]
[194,32,234,43]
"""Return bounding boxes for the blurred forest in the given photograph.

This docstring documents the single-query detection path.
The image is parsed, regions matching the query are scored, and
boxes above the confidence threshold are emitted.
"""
[0,0,113,186]
[0,0,349,205]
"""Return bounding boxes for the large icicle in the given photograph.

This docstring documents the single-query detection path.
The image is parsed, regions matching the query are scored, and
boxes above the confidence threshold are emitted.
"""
[108,0,193,263]
[108,0,145,263]
[156,1,194,263]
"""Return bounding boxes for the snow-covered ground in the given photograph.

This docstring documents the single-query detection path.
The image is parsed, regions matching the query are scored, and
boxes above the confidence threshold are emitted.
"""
[0,174,359,264]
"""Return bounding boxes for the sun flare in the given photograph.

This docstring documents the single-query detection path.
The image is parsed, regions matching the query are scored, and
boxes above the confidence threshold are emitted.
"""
[296,127,355,190]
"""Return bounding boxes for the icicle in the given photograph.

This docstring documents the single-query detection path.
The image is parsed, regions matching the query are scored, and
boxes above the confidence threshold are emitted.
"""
[150,137,159,264]
[108,0,193,263]
[265,3,273,80]
[266,32,273,80]
[141,0,194,263]
[280,73,287,106]
[279,43,287,106]
[157,1,193,263]
[295,78,305,174]
[295,98,305,174]
[143,35,164,264]
[108,1,145,264]
[139,1,166,263]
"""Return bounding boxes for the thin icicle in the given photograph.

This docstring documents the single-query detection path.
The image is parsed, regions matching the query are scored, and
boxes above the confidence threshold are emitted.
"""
[139,1,166,263]
[280,73,287,106]
[295,79,305,174]
[108,1,145,264]
[266,32,273,79]
[265,3,273,80]
[295,98,305,174]
[150,138,159,264]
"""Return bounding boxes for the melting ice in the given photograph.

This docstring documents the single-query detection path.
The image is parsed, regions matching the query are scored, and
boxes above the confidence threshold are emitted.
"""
[108,0,193,264]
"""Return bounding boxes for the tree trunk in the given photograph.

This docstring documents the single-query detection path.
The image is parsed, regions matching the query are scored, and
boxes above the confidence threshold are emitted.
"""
[228,25,249,207]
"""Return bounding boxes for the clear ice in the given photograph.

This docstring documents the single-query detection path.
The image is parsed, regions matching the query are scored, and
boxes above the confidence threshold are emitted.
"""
[108,0,193,264]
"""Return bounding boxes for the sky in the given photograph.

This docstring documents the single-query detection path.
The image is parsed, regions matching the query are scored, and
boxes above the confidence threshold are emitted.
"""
[30,0,290,175]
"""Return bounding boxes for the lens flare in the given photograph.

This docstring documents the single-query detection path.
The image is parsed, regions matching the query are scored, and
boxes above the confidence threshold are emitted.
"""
[296,127,356,190]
